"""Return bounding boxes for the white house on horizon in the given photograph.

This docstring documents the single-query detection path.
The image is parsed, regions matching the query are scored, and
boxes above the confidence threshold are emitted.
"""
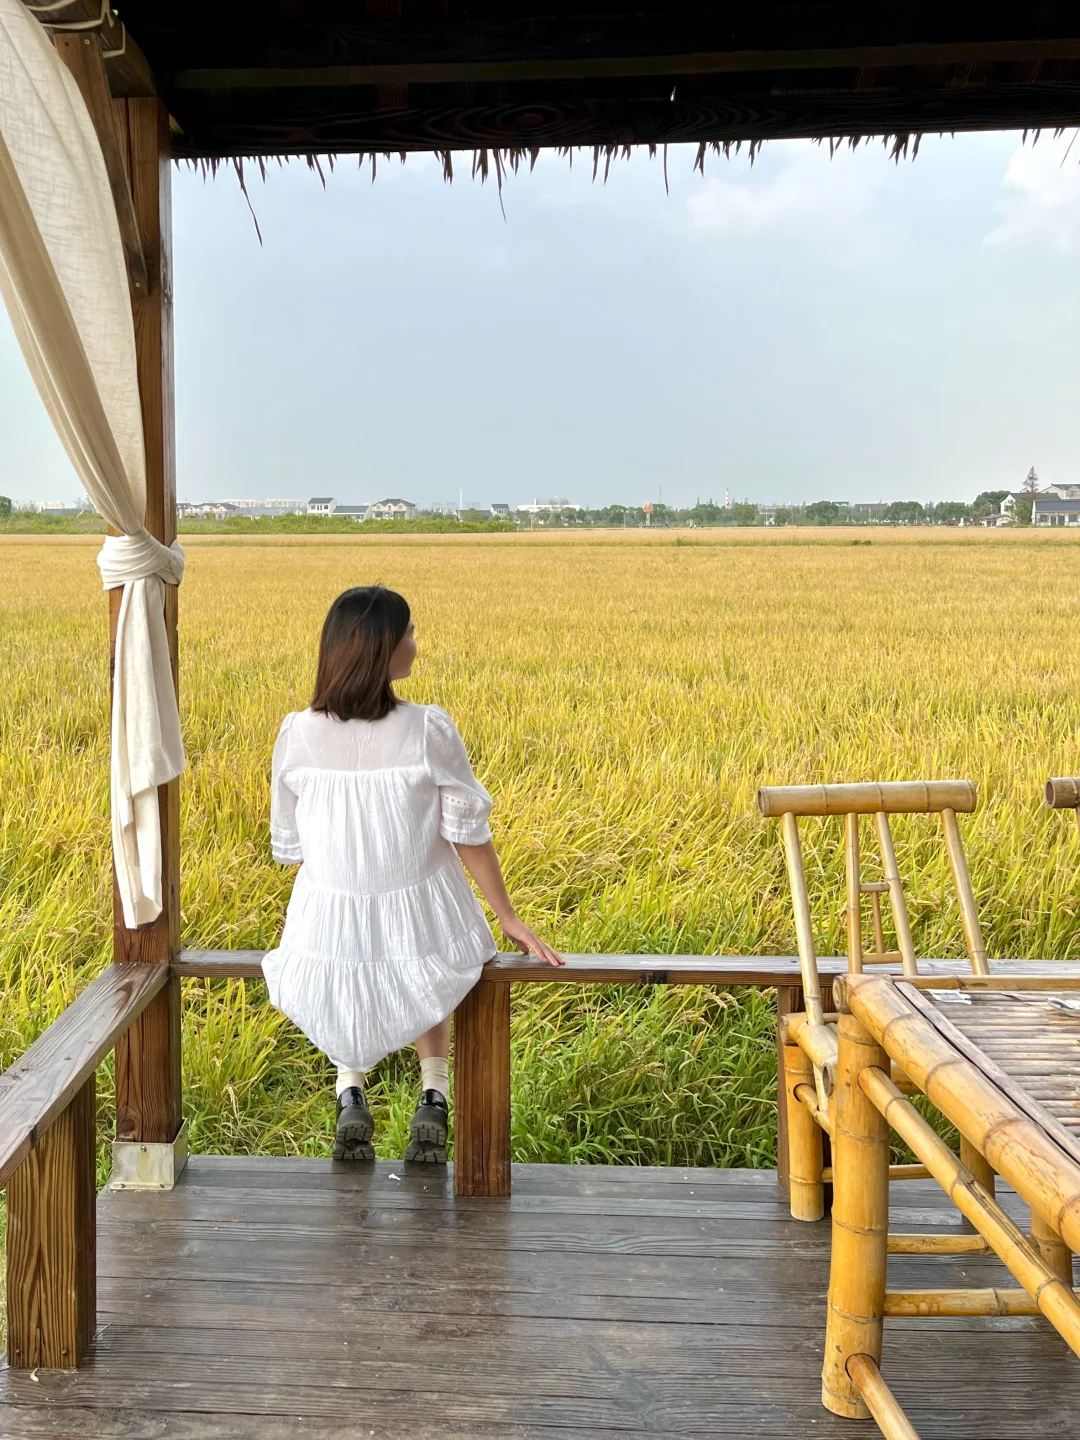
[368,498,418,520]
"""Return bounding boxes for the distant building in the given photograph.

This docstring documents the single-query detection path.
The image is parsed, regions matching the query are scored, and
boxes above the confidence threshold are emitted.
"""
[308,497,336,515]
[1033,497,1080,528]
[180,501,241,520]
[334,504,369,520]
[519,497,581,515]
[1046,483,1080,499]
[367,498,417,520]
[491,504,512,519]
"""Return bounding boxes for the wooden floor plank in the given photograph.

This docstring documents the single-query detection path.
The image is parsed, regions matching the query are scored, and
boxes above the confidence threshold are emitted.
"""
[2,1160,1077,1440]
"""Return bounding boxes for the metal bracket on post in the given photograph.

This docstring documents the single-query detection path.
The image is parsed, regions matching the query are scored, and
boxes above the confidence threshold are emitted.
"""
[109,1117,188,1190]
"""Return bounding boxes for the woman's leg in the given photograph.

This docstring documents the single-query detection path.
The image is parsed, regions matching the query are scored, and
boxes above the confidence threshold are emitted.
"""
[414,1017,450,1063]
[406,1018,451,1163]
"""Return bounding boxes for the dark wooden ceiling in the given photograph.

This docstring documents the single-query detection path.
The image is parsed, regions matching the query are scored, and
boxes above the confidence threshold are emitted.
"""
[88,3,1080,158]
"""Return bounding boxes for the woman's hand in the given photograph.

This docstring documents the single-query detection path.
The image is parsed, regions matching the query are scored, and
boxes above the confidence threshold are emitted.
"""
[498,914,564,966]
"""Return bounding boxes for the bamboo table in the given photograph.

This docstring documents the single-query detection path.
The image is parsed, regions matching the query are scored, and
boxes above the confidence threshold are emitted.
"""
[823,972,1080,1440]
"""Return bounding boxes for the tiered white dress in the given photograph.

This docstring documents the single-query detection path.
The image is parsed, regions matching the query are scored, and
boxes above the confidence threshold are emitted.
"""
[263,702,498,1070]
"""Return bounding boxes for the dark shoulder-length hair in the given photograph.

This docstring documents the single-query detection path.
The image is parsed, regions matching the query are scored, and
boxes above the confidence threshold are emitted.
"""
[311,586,411,722]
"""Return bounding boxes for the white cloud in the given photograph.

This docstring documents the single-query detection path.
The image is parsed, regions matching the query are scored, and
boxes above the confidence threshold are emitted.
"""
[985,132,1080,253]
[685,139,887,247]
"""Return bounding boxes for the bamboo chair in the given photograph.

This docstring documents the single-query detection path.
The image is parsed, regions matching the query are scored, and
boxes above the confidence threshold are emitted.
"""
[757,780,990,1222]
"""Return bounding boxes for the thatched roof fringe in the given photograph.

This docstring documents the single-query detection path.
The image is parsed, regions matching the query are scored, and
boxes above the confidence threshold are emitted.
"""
[186,126,1077,240]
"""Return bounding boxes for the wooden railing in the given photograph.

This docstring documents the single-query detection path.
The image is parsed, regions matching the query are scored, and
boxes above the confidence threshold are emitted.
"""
[0,963,168,1368]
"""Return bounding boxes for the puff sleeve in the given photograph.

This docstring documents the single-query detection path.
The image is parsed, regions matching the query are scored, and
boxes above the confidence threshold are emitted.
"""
[270,713,303,864]
[425,706,494,845]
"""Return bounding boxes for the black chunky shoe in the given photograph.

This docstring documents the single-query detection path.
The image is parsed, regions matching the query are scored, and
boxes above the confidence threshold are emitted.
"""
[333,1086,375,1162]
[404,1089,449,1164]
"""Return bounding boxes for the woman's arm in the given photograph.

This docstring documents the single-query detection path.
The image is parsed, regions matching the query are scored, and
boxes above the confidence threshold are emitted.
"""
[453,840,564,966]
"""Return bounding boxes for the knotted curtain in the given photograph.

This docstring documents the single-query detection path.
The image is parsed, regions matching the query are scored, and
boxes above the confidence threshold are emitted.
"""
[0,0,185,927]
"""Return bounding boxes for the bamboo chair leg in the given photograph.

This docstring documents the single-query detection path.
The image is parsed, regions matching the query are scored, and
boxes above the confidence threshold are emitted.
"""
[1031,1211,1074,1285]
[822,1012,891,1420]
[959,1134,995,1233]
[784,1036,824,1221]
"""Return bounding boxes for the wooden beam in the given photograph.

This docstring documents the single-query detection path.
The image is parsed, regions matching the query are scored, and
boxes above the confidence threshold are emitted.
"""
[6,1077,96,1369]
[454,976,511,1198]
[111,96,182,1147]
[54,34,148,301]
[167,39,1080,92]
[0,963,168,1190]
[164,82,1080,159]
[26,0,156,97]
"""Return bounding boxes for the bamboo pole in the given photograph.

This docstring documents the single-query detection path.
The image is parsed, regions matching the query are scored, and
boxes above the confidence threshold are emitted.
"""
[960,1135,995,1201]
[781,812,824,1027]
[870,891,886,958]
[857,1063,1080,1349]
[823,1163,929,1183]
[789,1018,838,1073]
[846,974,1080,1258]
[794,1082,833,1136]
[887,1233,992,1255]
[940,807,990,975]
[845,1355,921,1440]
[822,1014,891,1419]
[1032,1211,1074,1285]
[758,780,976,817]
[784,1038,825,1221]
[845,813,863,973]
[884,1288,1042,1317]
[872,813,919,976]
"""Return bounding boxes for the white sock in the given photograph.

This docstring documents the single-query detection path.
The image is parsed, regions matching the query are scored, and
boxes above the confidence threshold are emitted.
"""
[336,1068,365,1098]
[419,1056,450,1099]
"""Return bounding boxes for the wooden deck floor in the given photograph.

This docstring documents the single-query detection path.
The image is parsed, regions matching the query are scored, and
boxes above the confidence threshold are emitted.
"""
[2,1159,1079,1438]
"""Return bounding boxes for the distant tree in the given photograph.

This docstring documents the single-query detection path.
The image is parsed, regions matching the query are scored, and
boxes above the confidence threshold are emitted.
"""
[688,501,728,526]
[1012,495,1035,525]
[972,490,1009,518]
[805,500,842,525]
[0,495,11,520]
[458,507,491,523]
[1023,466,1041,494]
[884,500,926,525]
[773,508,793,526]
[728,502,760,527]
[931,501,972,525]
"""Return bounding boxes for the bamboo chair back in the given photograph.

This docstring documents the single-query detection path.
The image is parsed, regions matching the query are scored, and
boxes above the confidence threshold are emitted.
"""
[1046,777,1080,839]
[757,781,988,1031]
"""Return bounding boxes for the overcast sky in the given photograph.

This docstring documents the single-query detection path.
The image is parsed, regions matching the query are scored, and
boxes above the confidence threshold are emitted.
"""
[3,130,1080,511]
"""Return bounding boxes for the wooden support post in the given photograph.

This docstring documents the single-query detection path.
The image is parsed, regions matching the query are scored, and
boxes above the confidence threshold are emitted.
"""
[110,97,182,1147]
[960,1134,995,1233]
[6,1079,96,1369]
[822,1012,891,1419]
[775,985,802,1196]
[454,975,511,1197]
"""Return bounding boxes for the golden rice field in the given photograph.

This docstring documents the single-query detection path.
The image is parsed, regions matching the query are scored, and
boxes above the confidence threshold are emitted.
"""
[3,527,1080,1194]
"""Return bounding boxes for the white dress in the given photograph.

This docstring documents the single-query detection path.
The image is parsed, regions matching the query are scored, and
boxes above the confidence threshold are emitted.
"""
[262,702,498,1070]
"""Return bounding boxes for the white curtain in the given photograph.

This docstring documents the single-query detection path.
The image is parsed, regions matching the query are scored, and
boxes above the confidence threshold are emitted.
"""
[0,0,185,928]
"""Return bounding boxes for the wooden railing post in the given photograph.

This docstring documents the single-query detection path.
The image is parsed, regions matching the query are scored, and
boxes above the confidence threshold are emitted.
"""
[110,96,183,1155]
[6,1078,96,1369]
[454,975,511,1197]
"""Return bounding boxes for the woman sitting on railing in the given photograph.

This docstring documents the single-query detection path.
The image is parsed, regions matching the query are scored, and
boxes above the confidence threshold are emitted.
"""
[264,585,562,1164]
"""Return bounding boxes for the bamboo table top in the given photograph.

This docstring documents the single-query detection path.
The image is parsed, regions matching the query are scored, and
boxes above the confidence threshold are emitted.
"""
[2,1158,1079,1438]
[916,986,1080,1165]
